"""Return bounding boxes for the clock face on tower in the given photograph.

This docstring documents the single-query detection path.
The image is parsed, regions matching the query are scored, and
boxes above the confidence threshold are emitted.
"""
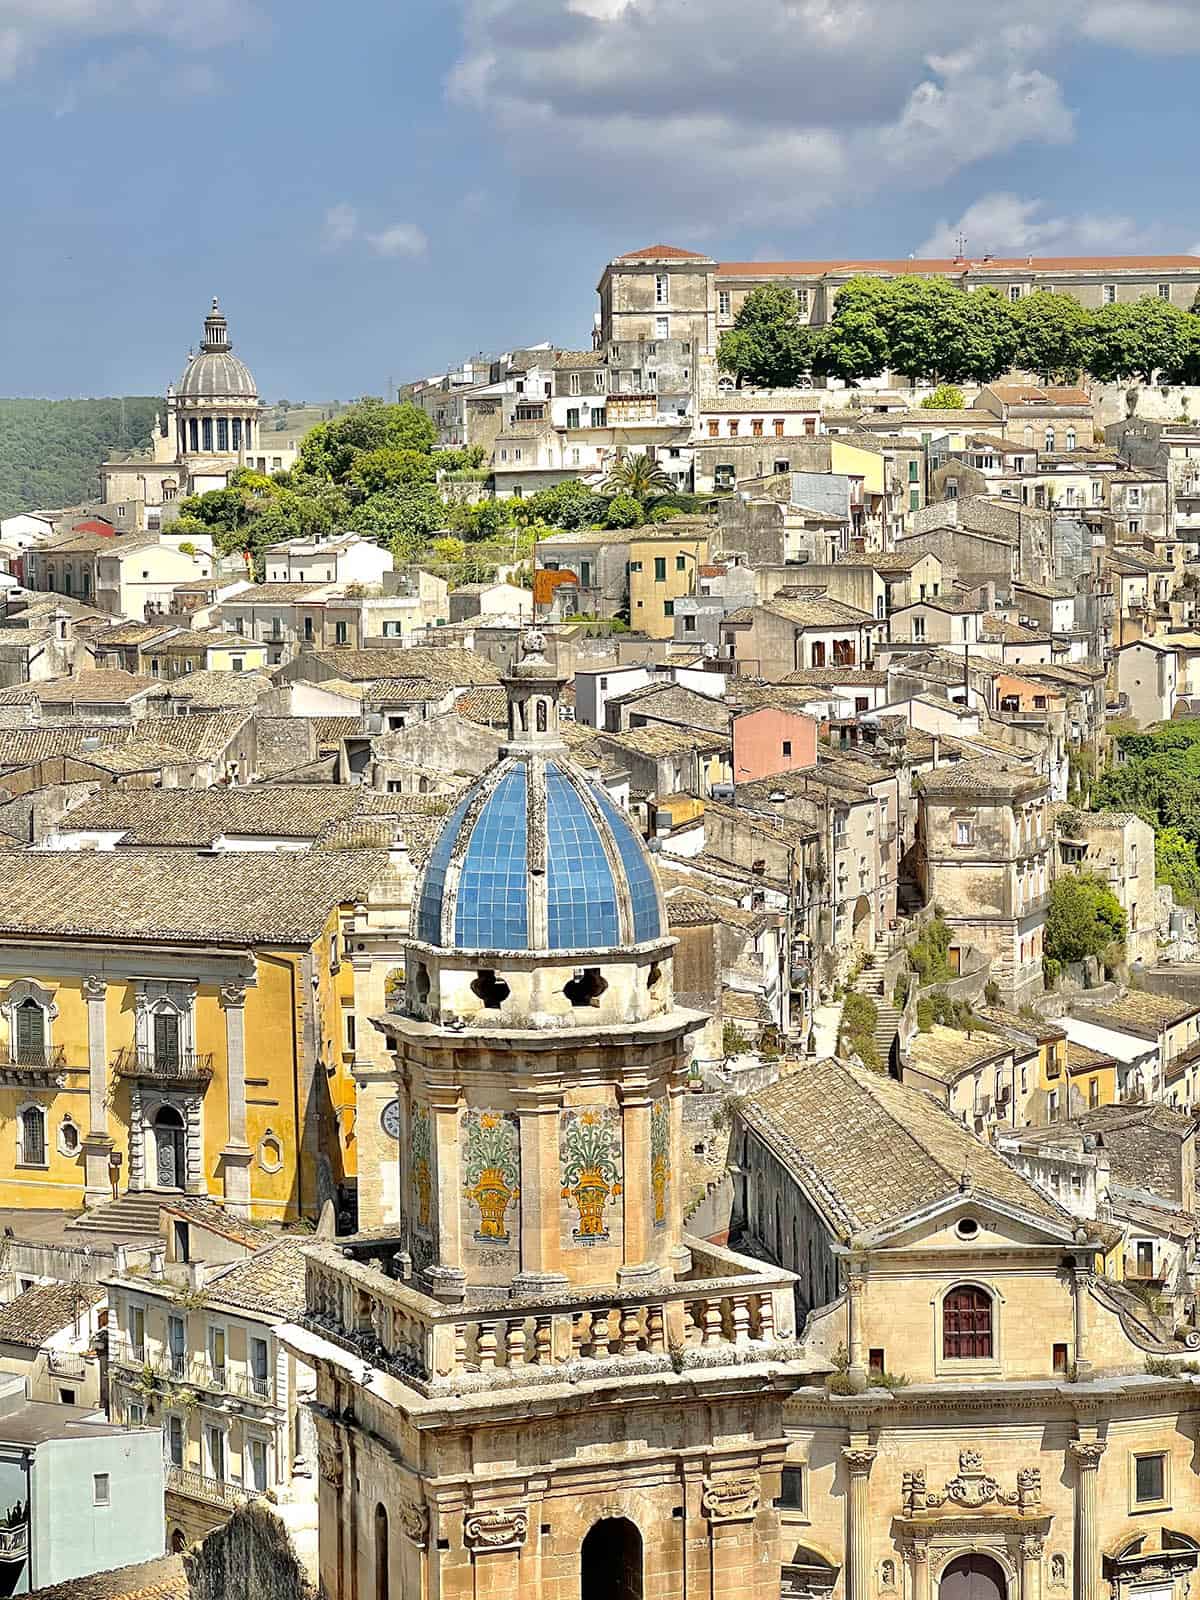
[381,1099,401,1140]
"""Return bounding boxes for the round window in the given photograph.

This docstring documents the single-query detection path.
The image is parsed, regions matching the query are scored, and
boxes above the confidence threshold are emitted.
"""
[956,1216,980,1240]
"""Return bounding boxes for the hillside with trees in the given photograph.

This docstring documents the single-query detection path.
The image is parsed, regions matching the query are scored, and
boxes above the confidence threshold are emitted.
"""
[174,398,699,585]
[0,397,161,518]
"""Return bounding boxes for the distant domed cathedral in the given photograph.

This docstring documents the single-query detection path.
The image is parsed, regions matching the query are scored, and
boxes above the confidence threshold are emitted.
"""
[100,299,297,522]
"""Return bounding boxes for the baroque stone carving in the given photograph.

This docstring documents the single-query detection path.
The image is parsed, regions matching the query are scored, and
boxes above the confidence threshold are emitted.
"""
[702,1475,761,1520]
[841,1447,877,1476]
[463,1506,529,1552]
[82,975,107,1003]
[395,1495,429,1547]
[902,1457,1040,1515]
[1019,1535,1046,1562]
[318,1443,343,1490]
[1069,1440,1107,1469]
[219,979,248,1009]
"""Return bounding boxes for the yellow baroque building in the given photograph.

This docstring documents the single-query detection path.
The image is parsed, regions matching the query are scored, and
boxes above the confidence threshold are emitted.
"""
[0,848,385,1220]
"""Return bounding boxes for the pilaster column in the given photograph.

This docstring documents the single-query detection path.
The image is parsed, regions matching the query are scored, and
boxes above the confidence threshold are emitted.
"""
[424,1079,465,1302]
[905,1540,930,1600]
[617,1077,660,1288]
[1019,1534,1044,1600]
[842,1444,876,1600]
[1070,1439,1106,1600]
[82,976,112,1207]
[219,980,253,1215]
[512,1093,566,1296]
[1071,1254,1094,1379]
[846,1260,868,1391]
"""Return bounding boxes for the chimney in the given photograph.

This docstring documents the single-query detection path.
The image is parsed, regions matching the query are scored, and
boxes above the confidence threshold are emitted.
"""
[930,734,940,769]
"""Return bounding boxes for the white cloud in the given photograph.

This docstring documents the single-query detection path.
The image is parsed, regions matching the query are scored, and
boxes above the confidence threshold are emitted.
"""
[447,0,1196,232]
[0,0,258,84]
[323,202,360,250]
[367,223,429,260]
[917,193,1151,259]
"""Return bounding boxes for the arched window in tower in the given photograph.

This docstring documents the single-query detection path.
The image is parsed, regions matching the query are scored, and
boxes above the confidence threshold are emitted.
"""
[202,418,213,452]
[217,418,229,451]
[189,419,199,453]
[232,418,242,451]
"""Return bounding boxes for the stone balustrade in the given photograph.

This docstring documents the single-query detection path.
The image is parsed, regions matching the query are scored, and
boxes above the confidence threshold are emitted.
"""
[301,1237,799,1393]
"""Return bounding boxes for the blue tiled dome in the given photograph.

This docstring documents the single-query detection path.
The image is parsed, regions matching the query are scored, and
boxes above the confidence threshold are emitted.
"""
[414,756,664,953]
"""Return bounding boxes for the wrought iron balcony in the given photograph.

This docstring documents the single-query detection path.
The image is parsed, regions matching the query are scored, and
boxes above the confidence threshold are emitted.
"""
[167,1465,259,1511]
[5,1045,67,1073]
[112,1047,214,1084]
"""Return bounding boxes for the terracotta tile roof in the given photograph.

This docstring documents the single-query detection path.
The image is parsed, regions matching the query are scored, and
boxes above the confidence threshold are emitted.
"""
[0,848,387,946]
[58,786,363,846]
[155,1196,274,1250]
[721,987,773,1025]
[981,616,1051,644]
[24,1555,188,1600]
[312,716,366,746]
[313,646,500,686]
[1077,990,1200,1038]
[740,1055,1067,1241]
[217,582,334,604]
[906,1024,1011,1085]
[0,726,127,766]
[165,669,274,709]
[134,712,252,760]
[204,1237,312,1319]
[598,724,727,758]
[1067,1040,1118,1076]
[763,596,874,628]
[917,758,1044,798]
[0,1281,105,1349]
[616,243,710,261]
[455,686,508,726]
[0,671,164,706]
[716,257,1199,278]
[976,1006,1066,1045]
[1070,1104,1196,1199]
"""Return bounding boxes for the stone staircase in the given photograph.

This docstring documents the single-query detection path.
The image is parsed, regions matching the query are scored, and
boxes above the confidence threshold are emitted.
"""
[66,1191,167,1241]
[854,966,903,1067]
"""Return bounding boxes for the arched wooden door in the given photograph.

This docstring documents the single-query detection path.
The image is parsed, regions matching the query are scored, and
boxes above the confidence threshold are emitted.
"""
[939,1554,1007,1600]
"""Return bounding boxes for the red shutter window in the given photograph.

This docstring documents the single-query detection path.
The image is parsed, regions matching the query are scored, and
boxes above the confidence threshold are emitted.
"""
[943,1285,993,1359]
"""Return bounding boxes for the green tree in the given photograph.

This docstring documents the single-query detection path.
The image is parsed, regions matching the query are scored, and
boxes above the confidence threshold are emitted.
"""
[603,452,673,505]
[821,277,892,383]
[347,484,443,561]
[1045,874,1127,966]
[347,447,436,497]
[716,284,822,387]
[951,287,1019,384]
[605,493,643,529]
[295,399,436,483]
[526,479,606,529]
[1088,297,1190,384]
[921,384,966,410]
[883,278,1015,385]
[1155,827,1200,907]
[1011,292,1093,381]
[1161,315,1200,387]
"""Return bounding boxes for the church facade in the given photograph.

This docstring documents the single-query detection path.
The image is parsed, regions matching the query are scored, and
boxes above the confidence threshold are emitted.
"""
[100,300,297,520]
[281,633,1200,1600]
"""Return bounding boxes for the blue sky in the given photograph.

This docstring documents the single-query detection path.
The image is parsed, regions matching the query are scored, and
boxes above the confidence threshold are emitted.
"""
[1,0,1197,402]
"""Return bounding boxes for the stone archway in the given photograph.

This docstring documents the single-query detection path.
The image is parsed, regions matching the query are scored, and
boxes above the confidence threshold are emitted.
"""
[581,1517,643,1600]
[939,1553,1007,1600]
[851,894,872,947]
[153,1105,186,1190]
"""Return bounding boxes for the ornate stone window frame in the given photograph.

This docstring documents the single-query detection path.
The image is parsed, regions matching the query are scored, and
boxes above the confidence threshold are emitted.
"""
[931,1278,1005,1379]
[57,1115,82,1159]
[15,1100,49,1169]
[258,1129,284,1175]
[133,980,197,1057]
[1,980,58,1064]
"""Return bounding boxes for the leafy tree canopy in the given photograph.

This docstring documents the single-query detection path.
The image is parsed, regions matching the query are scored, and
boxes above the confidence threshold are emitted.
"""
[716,284,824,387]
[1011,292,1092,382]
[1044,874,1127,966]
[921,383,966,410]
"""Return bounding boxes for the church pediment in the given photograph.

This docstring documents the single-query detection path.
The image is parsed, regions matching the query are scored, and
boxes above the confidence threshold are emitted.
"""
[856,1192,1087,1254]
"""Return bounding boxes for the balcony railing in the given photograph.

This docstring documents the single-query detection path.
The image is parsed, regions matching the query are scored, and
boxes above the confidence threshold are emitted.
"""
[167,1465,258,1511]
[5,1045,68,1073]
[110,1339,275,1405]
[112,1047,214,1084]
[300,1236,801,1397]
